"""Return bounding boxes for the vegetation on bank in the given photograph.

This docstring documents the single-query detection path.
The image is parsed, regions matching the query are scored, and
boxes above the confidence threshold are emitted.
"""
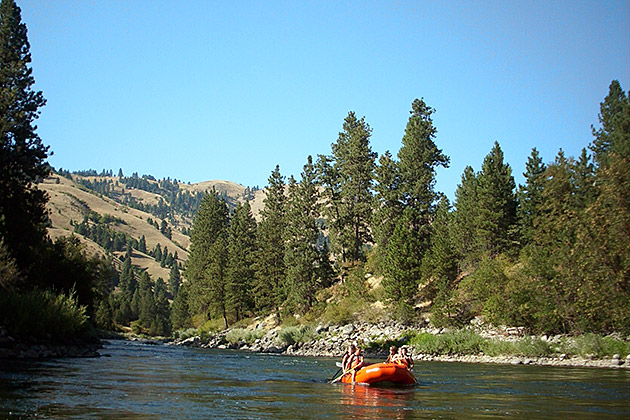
[175,79,629,338]
[0,288,89,340]
[1,0,629,348]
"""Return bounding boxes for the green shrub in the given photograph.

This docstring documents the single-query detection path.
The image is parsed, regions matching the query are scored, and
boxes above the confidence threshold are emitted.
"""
[408,330,486,355]
[558,334,630,358]
[225,328,265,344]
[481,337,553,357]
[276,325,314,346]
[0,289,88,340]
[321,298,358,325]
[173,328,198,340]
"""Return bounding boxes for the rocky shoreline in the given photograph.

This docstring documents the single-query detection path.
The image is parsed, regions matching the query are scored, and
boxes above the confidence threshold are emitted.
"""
[0,326,102,359]
[169,321,630,370]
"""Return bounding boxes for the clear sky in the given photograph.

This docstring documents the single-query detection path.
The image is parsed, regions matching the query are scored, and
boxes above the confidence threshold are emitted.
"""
[21,0,630,200]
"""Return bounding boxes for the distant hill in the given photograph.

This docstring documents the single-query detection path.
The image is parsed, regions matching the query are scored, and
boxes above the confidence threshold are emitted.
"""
[39,172,266,280]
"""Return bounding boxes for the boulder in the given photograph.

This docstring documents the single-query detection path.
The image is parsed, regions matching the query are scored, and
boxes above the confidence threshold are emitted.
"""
[341,324,354,335]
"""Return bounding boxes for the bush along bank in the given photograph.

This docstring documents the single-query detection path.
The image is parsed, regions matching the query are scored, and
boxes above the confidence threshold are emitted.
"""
[170,320,630,369]
[0,289,102,359]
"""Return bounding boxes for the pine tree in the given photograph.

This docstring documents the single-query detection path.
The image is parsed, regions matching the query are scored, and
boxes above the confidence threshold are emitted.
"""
[154,243,162,262]
[453,166,478,268]
[118,254,136,303]
[372,150,402,265]
[138,235,147,254]
[137,272,156,329]
[524,149,582,332]
[397,99,450,230]
[576,81,630,333]
[421,196,457,325]
[254,166,286,314]
[168,263,181,297]
[227,201,257,320]
[319,112,376,263]
[474,141,517,257]
[284,156,328,313]
[171,282,190,330]
[381,208,421,321]
[186,190,230,328]
[153,277,171,336]
[0,0,50,274]
[590,80,630,168]
[517,148,546,247]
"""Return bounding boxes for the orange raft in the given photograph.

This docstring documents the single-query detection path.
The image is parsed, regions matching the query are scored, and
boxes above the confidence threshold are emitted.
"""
[339,362,416,386]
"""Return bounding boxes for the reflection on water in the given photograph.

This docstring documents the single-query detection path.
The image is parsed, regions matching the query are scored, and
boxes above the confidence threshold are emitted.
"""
[0,340,629,419]
[339,384,414,420]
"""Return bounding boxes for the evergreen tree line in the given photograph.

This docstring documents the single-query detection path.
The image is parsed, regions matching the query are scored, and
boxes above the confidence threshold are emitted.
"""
[181,84,629,335]
[0,0,118,340]
[95,251,176,336]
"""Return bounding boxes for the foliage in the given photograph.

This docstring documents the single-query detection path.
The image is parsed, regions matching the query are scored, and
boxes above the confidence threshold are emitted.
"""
[408,330,486,355]
[186,190,230,328]
[225,328,265,345]
[284,156,331,313]
[0,0,50,275]
[0,288,88,340]
[318,111,376,263]
[227,201,257,320]
[253,165,286,315]
[276,325,314,346]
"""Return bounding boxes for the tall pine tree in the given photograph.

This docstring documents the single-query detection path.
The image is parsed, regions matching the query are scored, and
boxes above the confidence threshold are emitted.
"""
[284,156,329,313]
[0,0,49,275]
[474,141,517,257]
[227,201,257,320]
[186,190,230,328]
[319,112,376,263]
[254,166,286,315]
[517,148,546,247]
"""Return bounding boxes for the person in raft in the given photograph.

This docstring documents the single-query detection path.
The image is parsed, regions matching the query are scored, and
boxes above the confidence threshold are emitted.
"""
[394,347,414,369]
[341,343,356,372]
[347,346,364,383]
[386,345,398,363]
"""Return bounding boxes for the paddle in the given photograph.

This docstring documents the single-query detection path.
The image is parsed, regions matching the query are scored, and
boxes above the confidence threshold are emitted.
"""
[328,362,345,383]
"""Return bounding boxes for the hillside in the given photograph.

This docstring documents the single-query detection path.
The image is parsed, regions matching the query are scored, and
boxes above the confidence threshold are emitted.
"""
[40,173,266,280]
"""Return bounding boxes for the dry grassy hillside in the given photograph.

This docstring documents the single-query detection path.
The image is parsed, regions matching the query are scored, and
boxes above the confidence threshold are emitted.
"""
[41,175,189,280]
[40,174,268,280]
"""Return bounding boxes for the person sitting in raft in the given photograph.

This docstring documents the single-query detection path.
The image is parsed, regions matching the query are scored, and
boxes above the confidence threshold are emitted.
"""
[386,345,398,363]
[348,347,364,383]
[393,347,414,369]
[341,343,356,372]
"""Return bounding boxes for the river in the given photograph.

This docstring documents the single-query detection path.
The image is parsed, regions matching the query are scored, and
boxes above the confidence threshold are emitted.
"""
[1,340,629,419]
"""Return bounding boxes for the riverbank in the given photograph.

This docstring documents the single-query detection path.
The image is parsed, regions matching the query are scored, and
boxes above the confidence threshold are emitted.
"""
[170,320,630,369]
[0,326,101,359]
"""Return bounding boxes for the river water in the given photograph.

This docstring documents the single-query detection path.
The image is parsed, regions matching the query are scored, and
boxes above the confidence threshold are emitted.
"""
[1,340,629,419]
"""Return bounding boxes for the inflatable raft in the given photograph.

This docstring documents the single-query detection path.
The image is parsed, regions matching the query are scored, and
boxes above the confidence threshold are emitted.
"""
[338,362,416,386]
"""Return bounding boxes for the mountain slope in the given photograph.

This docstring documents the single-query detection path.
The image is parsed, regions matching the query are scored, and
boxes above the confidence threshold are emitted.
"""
[40,173,266,281]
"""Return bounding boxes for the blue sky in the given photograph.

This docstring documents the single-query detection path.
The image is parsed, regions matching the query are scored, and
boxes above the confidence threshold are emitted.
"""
[21,0,630,200]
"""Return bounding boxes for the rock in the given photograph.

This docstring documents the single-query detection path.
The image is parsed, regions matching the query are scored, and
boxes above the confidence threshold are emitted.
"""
[341,324,354,335]
[315,325,328,334]
[180,336,200,347]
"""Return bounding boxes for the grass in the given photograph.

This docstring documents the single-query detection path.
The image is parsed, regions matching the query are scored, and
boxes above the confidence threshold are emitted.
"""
[556,334,630,359]
[403,330,629,359]
[0,288,89,341]
[407,330,487,356]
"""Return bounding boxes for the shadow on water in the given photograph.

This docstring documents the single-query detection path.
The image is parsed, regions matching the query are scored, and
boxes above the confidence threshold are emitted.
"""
[1,340,629,419]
